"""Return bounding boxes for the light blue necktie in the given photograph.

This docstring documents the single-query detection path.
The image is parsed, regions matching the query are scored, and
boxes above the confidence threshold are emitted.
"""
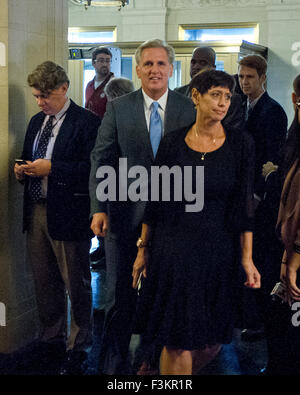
[149,101,162,158]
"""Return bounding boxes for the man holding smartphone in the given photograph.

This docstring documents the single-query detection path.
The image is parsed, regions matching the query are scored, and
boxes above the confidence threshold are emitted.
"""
[14,61,101,375]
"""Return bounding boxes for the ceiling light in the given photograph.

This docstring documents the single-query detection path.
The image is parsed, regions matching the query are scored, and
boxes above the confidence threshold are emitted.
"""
[69,0,129,10]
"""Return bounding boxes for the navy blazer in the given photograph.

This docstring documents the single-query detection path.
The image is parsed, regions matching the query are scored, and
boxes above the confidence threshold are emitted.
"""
[89,88,196,235]
[244,92,287,197]
[21,100,101,241]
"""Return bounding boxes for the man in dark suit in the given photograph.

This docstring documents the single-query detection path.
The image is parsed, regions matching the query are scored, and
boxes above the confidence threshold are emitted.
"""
[89,39,196,374]
[237,54,287,343]
[175,46,245,130]
[14,61,101,375]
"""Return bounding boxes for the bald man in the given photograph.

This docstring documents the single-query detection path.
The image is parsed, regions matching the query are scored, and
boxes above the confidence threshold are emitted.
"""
[175,46,245,131]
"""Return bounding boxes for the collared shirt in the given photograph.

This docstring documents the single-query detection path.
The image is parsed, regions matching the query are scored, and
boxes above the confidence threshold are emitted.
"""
[141,89,168,135]
[33,98,71,197]
[247,91,265,113]
[94,78,105,90]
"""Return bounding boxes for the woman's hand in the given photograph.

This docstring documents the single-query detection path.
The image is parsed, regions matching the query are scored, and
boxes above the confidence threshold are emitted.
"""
[240,232,260,288]
[242,258,261,289]
[132,248,150,289]
[285,252,300,304]
[280,262,287,284]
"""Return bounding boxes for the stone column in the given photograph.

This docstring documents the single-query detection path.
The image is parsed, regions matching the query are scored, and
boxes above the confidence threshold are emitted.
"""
[0,0,68,353]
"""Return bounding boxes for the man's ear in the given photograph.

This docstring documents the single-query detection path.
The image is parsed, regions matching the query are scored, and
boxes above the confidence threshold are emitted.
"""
[260,73,267,86]
[191,88,200,106]
[61,82,69,94]
[136,64,141,79]
[292,91,297,104]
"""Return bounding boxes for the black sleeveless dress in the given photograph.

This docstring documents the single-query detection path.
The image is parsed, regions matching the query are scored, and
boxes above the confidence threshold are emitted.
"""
[137,125,255,350]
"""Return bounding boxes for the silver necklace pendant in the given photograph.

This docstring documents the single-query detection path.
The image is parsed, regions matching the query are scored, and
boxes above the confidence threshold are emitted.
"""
[201,153,206,160]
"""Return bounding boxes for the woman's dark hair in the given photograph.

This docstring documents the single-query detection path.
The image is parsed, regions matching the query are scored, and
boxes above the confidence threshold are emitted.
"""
[189,69,236,95]
[282,74,300,178]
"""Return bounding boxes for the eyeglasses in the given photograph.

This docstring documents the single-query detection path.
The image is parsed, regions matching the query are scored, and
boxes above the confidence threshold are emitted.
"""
[95,58,111,64]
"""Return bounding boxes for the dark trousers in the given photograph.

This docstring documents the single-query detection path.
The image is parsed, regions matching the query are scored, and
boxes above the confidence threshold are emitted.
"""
[98,231,139,374]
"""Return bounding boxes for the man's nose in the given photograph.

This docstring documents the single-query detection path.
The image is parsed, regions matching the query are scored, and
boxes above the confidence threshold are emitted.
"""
[36,97,45,105]
[150,63,159,72]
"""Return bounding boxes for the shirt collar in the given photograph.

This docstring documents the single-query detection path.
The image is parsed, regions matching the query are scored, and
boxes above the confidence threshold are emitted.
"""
[52,98,71,121]
[248,91,265,110]
[142,89,168,111]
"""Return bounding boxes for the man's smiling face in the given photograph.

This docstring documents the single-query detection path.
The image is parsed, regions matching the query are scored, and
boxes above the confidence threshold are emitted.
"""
[136,47,173,100]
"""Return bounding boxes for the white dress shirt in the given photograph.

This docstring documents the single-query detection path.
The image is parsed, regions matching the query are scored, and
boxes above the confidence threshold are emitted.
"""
[33,98,71,197]
[141,89,168,135]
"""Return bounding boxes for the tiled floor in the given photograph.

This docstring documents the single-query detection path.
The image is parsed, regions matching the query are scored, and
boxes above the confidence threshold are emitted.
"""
[0,268,268,376]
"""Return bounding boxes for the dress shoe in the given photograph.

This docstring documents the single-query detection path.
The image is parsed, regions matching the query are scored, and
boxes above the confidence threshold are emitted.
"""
[240,328,265,342]
[60,350,87,375]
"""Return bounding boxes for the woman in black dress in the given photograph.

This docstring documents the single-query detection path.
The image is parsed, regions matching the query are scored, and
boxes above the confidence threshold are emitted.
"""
[132,69,261,375]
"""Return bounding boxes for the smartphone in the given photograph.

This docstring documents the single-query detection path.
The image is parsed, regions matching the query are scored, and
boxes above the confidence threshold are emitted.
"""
[270,282,287,302]
[15,159,27,165]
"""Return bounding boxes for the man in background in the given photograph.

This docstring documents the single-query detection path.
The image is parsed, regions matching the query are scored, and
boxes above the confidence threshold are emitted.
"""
[237,54,287,349]
[175,46,245,130]
[86,47,114,266]
[85,47,114,119]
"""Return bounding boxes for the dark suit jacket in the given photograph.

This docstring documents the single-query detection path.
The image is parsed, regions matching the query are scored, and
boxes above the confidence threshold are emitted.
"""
[174,84,245,131]
[21,100,101,241]
[89,88,196,235]
[244,92,287,198]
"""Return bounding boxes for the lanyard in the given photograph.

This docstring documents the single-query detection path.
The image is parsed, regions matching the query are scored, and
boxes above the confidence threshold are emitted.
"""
[33,110,68,158]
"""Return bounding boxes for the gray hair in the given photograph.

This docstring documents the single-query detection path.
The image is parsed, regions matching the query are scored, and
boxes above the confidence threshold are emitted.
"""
[104,77,135,101]
[135,39,175,65]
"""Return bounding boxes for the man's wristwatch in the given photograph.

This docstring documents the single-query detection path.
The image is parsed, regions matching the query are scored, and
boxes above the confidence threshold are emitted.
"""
[136,237,150,248]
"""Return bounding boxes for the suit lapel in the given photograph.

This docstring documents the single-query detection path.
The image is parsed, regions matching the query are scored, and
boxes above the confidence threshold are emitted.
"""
[133,89,154,160]
[249,91,268,119]
[27,112,46,160]
[165,89,183,134]
[51,100,77,160]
